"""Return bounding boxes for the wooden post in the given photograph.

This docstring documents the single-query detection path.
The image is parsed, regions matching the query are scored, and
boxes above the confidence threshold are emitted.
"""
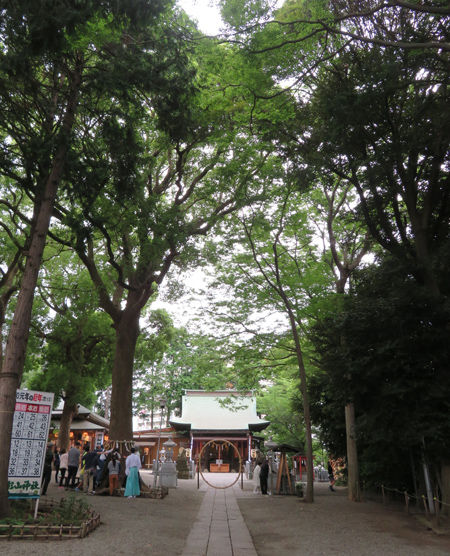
[284,454,293,494]
[345,402,361,502]
[423,495,429,520]
[404,491,409,513]
[434,491,440,528]
[381,484,386,505]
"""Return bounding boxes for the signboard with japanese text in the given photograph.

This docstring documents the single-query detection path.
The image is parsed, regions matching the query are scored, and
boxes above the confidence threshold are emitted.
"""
[8,389,54,499]
[95,431,104,449]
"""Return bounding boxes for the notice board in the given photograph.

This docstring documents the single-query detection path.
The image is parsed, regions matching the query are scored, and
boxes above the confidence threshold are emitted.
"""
[8,389,54,499]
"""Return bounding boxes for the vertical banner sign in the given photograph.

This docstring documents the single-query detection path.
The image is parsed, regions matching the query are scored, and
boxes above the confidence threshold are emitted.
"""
[95,431,104,449]
[8,389,54,499]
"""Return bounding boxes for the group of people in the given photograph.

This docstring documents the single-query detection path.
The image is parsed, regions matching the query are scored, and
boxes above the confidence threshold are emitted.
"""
[42,441,109,494]
[251,458,336,495]
[41,440,142,498]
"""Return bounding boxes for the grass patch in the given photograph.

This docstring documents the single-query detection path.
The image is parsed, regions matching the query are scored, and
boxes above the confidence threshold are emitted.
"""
[1,495,92,527]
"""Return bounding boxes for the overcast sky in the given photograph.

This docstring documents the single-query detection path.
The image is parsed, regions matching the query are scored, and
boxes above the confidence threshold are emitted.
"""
[177,0,223,34]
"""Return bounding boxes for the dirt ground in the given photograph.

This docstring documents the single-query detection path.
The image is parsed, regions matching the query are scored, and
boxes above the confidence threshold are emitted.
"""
[237,483,450,555]
[2,472,450,555]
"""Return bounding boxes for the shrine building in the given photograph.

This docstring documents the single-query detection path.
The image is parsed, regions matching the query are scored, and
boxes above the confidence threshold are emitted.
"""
[169,390,270,472]
[50,403,109,449]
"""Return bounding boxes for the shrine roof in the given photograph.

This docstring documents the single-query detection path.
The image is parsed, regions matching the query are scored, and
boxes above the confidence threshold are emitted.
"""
[52,402,109,429]
[51,419,105,431]
[169,390,270,433]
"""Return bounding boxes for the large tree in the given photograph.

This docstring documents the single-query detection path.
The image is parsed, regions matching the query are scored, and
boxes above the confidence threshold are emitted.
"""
[300,45,449,296]
[310,255,450,497]
[308,180,370,502]
[199,183,335,502]
[297,39,449,500]
[220,0,449,57]
[0,0,193,516]
[49,28,282,443]
[260,17,449,502]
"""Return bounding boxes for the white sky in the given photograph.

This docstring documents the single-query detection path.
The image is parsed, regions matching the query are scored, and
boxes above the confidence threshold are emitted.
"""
[177,0,224,34]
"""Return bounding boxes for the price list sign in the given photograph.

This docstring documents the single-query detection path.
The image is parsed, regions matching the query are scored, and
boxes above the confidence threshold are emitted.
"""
[8,389,54,499]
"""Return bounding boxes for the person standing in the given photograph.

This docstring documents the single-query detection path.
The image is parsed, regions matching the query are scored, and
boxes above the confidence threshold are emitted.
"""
[124,447,142,498]
[328,460,336,492]
[66,441,81,489]
[41,442,54,496]
[58,449,68,488]
[83,445,98,494]
[260,458,269,495]
[53,446,60,484]
[253,462,261,493]
[108,453,120,496]
[95,446,107,487]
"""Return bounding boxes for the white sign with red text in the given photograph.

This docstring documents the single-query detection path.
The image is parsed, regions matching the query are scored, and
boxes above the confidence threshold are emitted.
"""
[8,389,54,498]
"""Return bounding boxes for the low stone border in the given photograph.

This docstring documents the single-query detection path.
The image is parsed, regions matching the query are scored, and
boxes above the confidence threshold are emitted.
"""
[140,486,168,499]
[114,486,168,499]
[0,498,100,540]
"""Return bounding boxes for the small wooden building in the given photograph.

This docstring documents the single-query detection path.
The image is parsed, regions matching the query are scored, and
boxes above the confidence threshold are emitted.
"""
[133,428,190,468]
[50,403,109,449]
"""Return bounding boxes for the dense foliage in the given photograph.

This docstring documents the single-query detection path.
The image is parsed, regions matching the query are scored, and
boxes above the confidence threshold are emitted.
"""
[0,0,449,514]
[310,255,450,489]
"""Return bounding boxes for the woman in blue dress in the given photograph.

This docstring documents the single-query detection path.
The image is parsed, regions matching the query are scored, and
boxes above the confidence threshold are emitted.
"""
[124,447,142,498]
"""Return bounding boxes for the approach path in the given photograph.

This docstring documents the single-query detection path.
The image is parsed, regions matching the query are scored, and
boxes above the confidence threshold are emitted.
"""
[1,470,450,555]
[182,473,257,556]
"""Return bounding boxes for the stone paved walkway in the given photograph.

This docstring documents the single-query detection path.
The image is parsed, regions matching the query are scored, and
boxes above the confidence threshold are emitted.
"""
[182,474,257,556]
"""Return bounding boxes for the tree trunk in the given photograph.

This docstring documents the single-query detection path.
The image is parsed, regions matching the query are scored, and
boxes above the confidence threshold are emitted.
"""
[0,60,82,518]
[337,305,362,503]
[331,204,364,504]
[0,174,63,517]
[345,402,361,501]
[109,307,140,441]
[288,313,314,503]
[411,223,441,297]
[441,462,450,517]
[58,401,78,452]
[266,234,315,502]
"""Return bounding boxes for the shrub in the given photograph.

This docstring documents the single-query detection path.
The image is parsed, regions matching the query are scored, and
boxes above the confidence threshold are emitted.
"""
[295,482,303,497]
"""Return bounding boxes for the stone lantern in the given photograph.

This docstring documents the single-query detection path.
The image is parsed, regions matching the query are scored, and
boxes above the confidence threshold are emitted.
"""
[264,438,277,459]
[264,438,278,494]
[152,398,167,489]
[163,438,176,462]
[160,437,178,488]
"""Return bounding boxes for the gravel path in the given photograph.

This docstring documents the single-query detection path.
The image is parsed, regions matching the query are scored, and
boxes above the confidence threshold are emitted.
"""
[236,482,450,556]
[2,471,203,555]
[2,472,450,555]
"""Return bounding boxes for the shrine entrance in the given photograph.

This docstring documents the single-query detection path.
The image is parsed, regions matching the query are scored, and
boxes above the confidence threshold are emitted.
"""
[197,439,242,489]
[194,435,248,473]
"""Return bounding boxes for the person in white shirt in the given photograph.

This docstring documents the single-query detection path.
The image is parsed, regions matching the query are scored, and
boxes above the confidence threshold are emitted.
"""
[124,447,142,498]
[58,449,68,488]
[253,463,261,493]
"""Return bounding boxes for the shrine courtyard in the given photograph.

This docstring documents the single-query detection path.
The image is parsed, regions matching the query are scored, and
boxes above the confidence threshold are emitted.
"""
[2,471,450,555]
